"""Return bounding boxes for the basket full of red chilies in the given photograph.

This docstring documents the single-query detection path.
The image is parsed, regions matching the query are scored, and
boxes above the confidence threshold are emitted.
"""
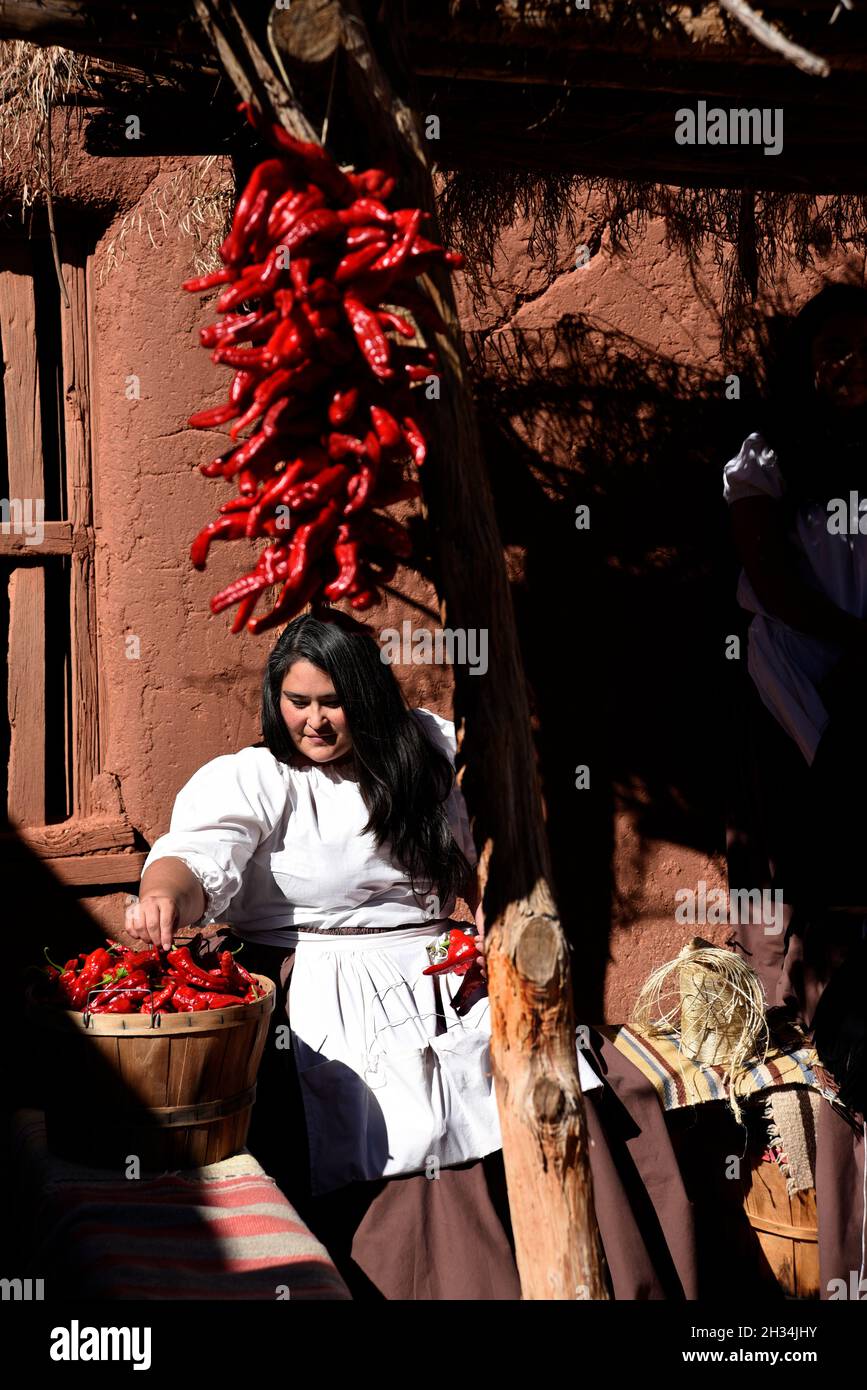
[29,941,275,1169]
[39,939,266,1017]
[185,101,463,635]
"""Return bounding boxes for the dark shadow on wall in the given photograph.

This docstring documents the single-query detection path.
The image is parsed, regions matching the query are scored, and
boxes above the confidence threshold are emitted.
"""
[464,310,789,1018]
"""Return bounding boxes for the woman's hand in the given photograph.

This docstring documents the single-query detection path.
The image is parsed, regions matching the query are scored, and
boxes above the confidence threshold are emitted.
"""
[125,892,181,951]
[131,858,207,949]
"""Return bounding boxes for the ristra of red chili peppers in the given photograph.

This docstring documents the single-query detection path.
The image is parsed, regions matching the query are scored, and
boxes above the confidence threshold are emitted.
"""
[183,102,462,634]
[37,940,264,1014]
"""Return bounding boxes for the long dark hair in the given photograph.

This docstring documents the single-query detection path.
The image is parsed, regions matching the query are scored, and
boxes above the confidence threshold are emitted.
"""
[760,281,867,511]
[259,610,472,907]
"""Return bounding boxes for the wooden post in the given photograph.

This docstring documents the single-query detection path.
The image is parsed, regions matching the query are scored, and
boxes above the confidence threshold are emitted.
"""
[60,253,99,819]
[192,0,608,1300]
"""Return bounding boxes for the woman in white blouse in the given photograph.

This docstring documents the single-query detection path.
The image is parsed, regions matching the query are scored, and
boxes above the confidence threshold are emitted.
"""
[723,282,867,1020]
[128,609,520,1300]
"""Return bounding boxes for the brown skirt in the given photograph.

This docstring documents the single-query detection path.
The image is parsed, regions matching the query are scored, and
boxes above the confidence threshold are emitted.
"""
[195,930,522,1301]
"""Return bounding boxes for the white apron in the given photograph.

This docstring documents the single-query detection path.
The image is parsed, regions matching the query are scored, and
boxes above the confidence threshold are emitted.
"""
[284,923,502,1196]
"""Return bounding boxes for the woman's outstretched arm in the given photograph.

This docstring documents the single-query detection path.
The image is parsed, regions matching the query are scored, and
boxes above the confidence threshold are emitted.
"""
[127,858,207,949]
[730,495,867,651]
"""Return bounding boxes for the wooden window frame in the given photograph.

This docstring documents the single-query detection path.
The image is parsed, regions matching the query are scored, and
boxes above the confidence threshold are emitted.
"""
[0,241,144,885]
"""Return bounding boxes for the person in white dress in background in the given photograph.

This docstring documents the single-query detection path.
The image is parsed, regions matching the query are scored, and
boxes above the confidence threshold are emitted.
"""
[723,282,867,1019]
[127,608,521,1300]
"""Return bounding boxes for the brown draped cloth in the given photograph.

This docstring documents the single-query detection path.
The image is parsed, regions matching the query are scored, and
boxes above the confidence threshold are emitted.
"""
[583,1029,699,1300]
[726,661,867,1299]
[816,1105,866,1297]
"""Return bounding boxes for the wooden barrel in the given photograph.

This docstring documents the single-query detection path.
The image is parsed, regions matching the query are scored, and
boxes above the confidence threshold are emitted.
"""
[28,976,275,1172]
[743,1157,819,1300]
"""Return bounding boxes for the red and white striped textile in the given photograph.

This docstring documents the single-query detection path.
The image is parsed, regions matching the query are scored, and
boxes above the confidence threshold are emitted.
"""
[11,1109,351,1300]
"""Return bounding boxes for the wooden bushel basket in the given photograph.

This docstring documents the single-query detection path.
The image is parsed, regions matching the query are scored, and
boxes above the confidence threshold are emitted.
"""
[743,1157,819,1300]
[28,975,276,1172]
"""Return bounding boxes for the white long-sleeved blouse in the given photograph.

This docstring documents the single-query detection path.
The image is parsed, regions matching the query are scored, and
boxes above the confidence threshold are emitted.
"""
[140,707,478,946]
[723,430,867,764]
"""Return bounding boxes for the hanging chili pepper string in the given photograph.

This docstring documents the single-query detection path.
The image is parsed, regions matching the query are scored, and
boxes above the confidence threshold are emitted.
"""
[184,103,464,633]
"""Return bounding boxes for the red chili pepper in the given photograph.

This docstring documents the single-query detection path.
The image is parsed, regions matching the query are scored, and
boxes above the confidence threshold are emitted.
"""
[202,310,279,352]
[190,512,251,568]
[328,386,360,427]
[369,405,403,449]
[226,428,281,473]
[229,958,261,992]
[401,416,427,466]
[369,209,422,274]
[140,982,177,1014]
[266,186,325,242]
[349,585,379,611]
[343,297,393,380]
[343,462,376,515]
[167,947,243,993]
[215,267,269,313]
[334,242,390,285]
[90,994,136,1015]
[376,309,416,339]
[228,370,258,411]
[336,198,393,227]
[118,948,163,972]
[327,432,368,460]
[193,992,250,1010]
[423,928,480,977]
[405,362,438,383]
[171,984,211,1013]
[286,463,350,511]
[344,226,391,250]
[212,344,273,371]
[324,537,364,599]
[347,168,397,198]
[285,497,343,582]
[247,561,324,635]
[188,402,238,430]
[275,208,343,258]
[288,257,312,297]
[244,451,324,536]
[183,268,237,293]
[219,158,290,266]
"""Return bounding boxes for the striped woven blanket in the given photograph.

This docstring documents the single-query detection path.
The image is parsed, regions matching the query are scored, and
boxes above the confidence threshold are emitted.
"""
[596,1025,821,1112]
[11,1109,350,1300]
